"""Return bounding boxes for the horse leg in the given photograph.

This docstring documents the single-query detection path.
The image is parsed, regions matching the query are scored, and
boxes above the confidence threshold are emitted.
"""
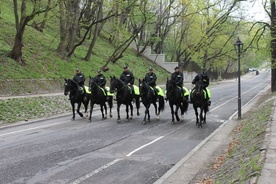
[203,105,207,124]
[77,102,84,118]
[143,107,148,124]
[125,104,129,121]
[83,100,88,118]
[194,105,199,125]
[199,107,203,128]
[89,103,94,122]
[117,103,121,123]
[103,103,107,119]
[71,102,75,121]
[129,103,133,119]
[175,105,180,122]
[170,102,175,124]
[147,104,151,122]
[100,104,104,119]
[136,96,140,116]
[153,102,160,121]
[109,98,113,118]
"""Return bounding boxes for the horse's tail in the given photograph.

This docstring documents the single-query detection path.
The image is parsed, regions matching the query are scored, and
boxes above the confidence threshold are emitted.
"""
[108,96,113,108]
[181,96,189,113]
[135,94,140,109]
[159,96,165,112]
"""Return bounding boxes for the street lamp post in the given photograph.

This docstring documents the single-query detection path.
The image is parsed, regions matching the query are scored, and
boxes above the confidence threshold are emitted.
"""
[234,37,243,119]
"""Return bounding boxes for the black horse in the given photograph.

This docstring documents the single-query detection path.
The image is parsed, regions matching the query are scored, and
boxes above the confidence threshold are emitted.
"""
[139,79,165,124]
[166,78,189,124]
[64,78,89,120]
[88,77,113,122]
[190,79,208,128]
[110,76,140,123]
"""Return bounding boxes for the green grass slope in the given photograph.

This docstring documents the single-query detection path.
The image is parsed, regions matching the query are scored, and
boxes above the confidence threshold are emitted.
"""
[0,0,170,85]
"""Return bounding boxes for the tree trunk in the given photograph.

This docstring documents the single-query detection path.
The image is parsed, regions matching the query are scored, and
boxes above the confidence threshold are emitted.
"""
[57,1,69,56]
[84,0,103,61]
[271,1,276,92]
[7,29,25,65]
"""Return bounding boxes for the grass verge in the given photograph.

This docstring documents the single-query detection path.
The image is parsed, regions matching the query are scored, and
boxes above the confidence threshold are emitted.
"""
[193,92,275,184]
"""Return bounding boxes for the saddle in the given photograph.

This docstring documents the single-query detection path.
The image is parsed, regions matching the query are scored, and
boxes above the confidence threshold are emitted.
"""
[149,86,165,97]
[177,86,190,97]
[191,88,211,99]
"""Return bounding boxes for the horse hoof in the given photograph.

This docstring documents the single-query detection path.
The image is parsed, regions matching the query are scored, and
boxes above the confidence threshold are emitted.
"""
[125,119,129,122]
[117,120,121,123]
[142,121,146,125]
[171,121,174,124]
[110,115,113,118]
[129,117,133,120]
[156,116,160,121]
[71,117,75,121]
[137,113,140,116]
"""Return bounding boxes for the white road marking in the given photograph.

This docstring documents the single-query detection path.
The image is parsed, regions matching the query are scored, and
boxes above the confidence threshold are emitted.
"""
[71,158,123,184]
[210,83,262,112]
[126,136,164,157]
[70,136,165,183]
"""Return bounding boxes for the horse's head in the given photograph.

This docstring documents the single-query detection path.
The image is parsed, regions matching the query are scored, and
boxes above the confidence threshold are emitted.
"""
[166,78,177,93]
[194,80,204,96]
[139,79,149,95]
[110,76,123,93]
[64,79,78,96]
[89,76,97,91]
[64,79,71,96]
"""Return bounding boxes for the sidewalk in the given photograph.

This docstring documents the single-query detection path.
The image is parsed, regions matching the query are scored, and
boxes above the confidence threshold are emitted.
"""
[258,99,276,184]
[154,85,276,184]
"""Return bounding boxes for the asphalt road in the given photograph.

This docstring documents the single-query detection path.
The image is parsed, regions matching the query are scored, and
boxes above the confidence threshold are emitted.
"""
[0,70,270,184]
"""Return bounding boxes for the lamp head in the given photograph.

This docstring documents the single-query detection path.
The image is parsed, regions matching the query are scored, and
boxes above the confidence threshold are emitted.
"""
[234,37,243,54]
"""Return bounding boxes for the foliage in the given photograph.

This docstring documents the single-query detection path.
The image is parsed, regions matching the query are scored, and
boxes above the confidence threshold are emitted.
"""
[0,0,170,84]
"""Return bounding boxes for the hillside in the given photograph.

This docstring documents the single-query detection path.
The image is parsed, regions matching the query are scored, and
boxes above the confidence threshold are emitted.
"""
[0,0,171,95]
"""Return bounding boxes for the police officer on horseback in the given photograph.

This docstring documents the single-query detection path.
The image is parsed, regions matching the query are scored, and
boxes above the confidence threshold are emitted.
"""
[171,66,184,96]
[94,69,108,97]
[73,69,87,101]
[94,70,106,88]
[192,70,211,106]
[120,65,135,94]
[144,67,158,96]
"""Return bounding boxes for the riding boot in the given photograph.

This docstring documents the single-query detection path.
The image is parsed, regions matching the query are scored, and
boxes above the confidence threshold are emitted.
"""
[189,95,193,104]
[204,88,211,106]
[80,87,87,101]
[83,92,87,101]
[104,88,108,100]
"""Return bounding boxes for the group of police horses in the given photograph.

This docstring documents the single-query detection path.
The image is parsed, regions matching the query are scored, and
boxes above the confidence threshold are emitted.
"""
[64,76,209,128]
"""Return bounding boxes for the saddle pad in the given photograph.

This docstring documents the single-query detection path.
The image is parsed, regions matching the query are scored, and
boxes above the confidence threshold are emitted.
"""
[84,86,91,94]
[183,86,190,96]
[155,86,165,97]
[191,88,211,99]
[105,86,114,96]
[133,85,140,95]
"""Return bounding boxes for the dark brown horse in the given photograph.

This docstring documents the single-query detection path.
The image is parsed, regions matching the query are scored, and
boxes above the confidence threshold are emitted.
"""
[190,79,208,128]
[110,76,140,123]
[88,77,113,122]
[139,79,165,124]
[64,79,89,120]
[166,79,189,124]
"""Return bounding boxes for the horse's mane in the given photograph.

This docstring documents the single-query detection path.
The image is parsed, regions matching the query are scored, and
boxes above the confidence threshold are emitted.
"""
[67,78,79,88]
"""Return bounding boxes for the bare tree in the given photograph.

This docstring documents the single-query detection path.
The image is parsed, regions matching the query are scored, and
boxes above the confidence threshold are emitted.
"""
[57,0,80,57]
[7,0,52,65]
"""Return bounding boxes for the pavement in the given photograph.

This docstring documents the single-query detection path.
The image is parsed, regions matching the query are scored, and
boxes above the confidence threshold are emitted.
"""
[1,72,276,183]
[154,80,276,183]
